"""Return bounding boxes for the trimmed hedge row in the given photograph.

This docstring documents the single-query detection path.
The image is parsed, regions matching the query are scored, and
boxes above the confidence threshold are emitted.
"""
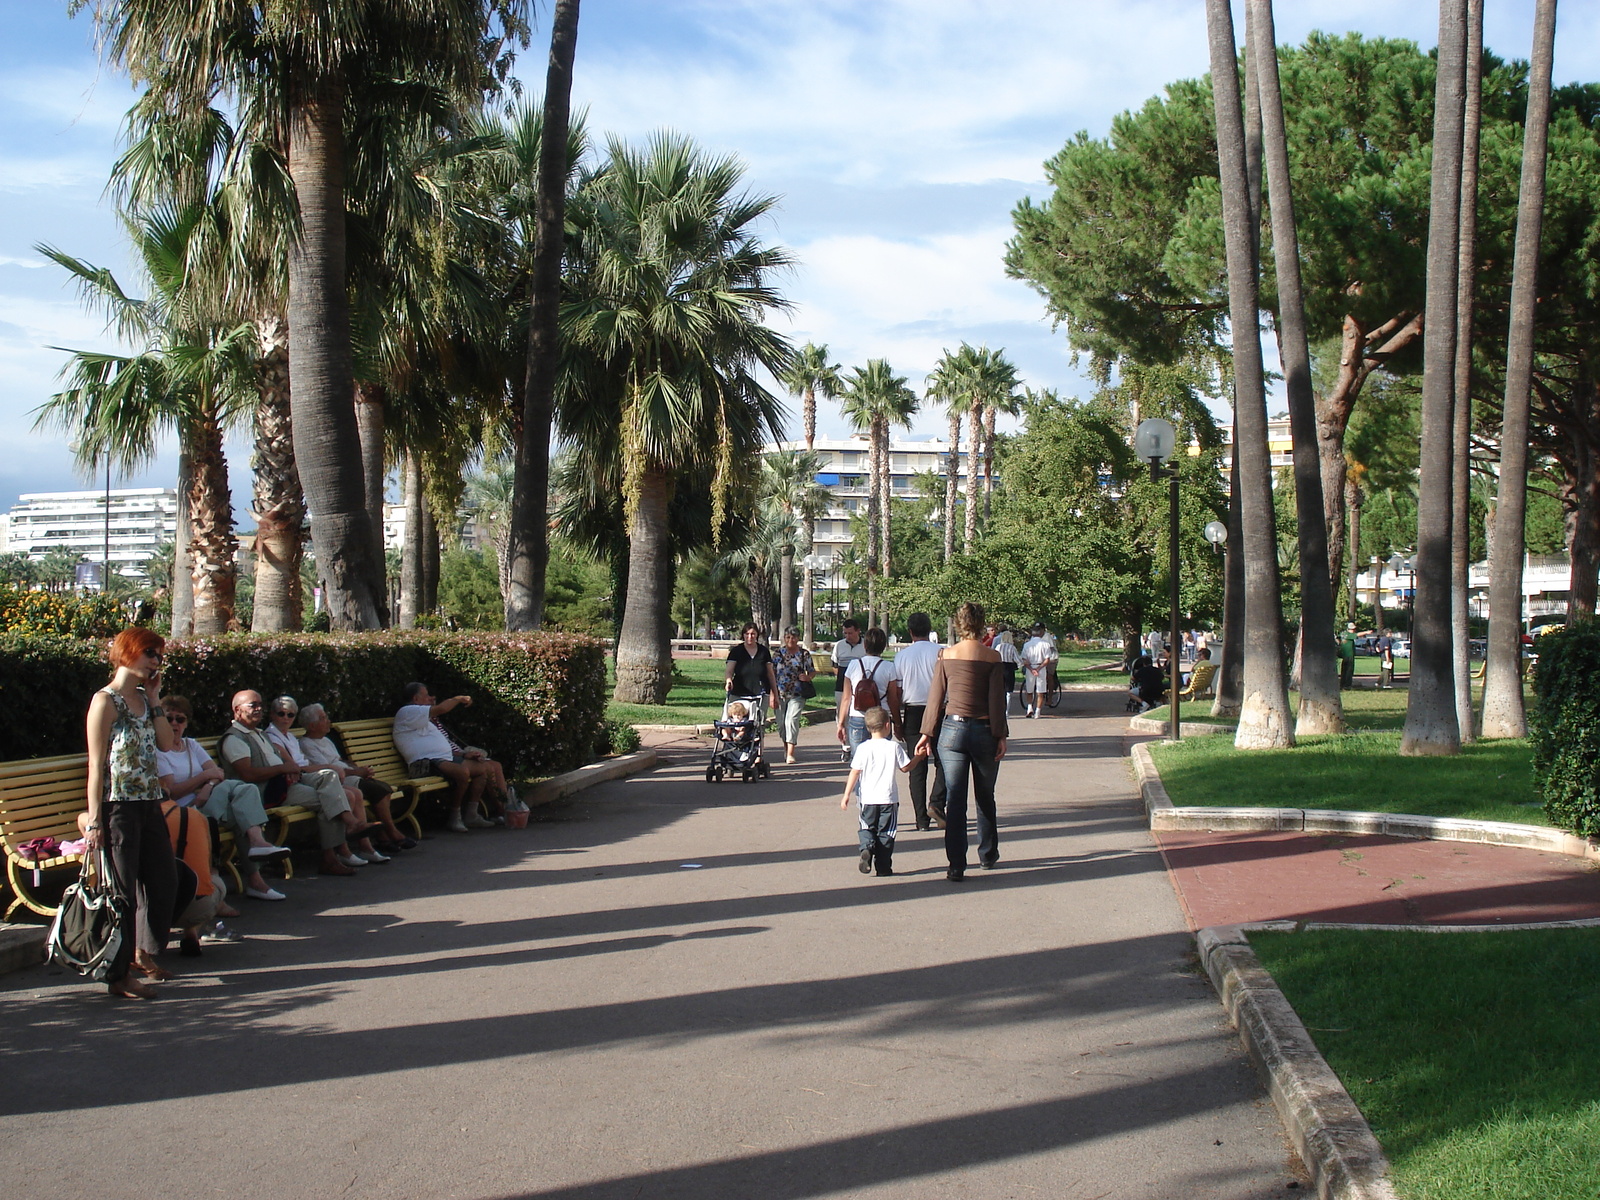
[5,630,607,775]
[1531,624,1600,838]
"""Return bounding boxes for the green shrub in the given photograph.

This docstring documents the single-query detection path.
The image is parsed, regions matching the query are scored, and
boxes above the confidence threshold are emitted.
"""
[598,718,642,757]
[1,630,606,774]
[1531,624,1600,837]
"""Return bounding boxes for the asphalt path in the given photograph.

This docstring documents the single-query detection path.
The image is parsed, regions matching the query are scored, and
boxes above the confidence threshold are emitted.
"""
[0,691,1305,1199]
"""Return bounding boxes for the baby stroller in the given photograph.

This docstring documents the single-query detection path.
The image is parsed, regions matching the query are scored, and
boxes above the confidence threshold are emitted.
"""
[707,695,771,784]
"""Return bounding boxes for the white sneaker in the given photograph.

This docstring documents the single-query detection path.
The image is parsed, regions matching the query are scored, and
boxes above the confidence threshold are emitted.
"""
[357,848,391,864]
[337,852,367,868]
[245,886,286,901]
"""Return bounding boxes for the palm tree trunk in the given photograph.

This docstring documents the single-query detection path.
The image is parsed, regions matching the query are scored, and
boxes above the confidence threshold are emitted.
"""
[878,416,892,626]
[286,72,382,631]
[507,0,581,633]
[615,467,675,704]
[354,379,389,626]
[866,430,880,624]
[1402,0,1468,757]
[188,412,238,636]
[1207,0,1293,749]
[251,320,304,633]
[964,406,982,553]
[1249,0,1342,736]
[804,385,816,450]
[983,406,1000,524]
[172,450,194,637]
[1482,0,1556,739]
[399,452,423,628]
[1568,424,1600,621]
[422,500,439,615]
[1451,0,1485,743]
[1212,421,1246,718]
[944,412,960,562]
[780,544,795,635]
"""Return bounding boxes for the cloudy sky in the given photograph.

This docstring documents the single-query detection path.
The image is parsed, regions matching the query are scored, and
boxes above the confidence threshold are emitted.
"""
[1,0,1594,517]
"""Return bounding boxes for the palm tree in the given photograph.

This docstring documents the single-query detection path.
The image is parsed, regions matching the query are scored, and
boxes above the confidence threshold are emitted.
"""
[78,0,533,630]
[840,360,916,626]
[926,347,975,563]
[562,132,793,705]
[34,206,253,634]
[1402,0,1468,757]
[506,0,582,632]
[960,346,1017,552]
[1482,0,1557,739]
[876,373,919,622]
[781,342,843,454]
[1247,0,1342,736]
[762,450,833,635]
[1206,0,1293,749]
[980,356,1021,522]
[466,457,516,601]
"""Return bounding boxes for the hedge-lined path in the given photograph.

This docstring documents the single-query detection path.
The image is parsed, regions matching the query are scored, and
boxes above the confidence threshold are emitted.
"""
[0,692,1305,1199]
[1154,825,1600,930]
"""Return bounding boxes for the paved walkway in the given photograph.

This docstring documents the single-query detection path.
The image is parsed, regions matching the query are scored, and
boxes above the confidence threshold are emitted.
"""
[0,692,1306,1199]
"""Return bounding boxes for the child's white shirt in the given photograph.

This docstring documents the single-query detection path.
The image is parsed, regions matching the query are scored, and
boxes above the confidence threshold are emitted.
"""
[850,737,909,806]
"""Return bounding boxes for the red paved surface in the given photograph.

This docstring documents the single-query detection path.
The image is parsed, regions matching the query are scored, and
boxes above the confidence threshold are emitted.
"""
[1155,829,1600,928]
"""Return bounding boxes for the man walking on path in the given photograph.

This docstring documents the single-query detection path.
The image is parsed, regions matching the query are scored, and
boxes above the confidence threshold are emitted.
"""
[893,611,947,830]
[1020,624,1054,719]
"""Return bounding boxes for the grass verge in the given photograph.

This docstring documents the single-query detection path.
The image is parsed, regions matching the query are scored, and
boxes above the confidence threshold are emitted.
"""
[1148,729,1545,825]
[606,656,836,726]
[1252,929,1600,1200]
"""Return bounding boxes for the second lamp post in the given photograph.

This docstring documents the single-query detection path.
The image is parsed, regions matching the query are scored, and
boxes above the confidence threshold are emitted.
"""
[1136,417,1182,741]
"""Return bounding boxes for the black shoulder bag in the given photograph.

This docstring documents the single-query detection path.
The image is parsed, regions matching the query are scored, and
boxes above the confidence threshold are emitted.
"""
[45,849,131,982]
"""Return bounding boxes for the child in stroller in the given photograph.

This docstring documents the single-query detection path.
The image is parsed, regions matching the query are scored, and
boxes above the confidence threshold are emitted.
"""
[707,698,771,783]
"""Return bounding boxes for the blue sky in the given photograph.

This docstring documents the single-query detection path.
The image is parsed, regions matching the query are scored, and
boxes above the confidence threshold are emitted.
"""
[1,0,1595,517]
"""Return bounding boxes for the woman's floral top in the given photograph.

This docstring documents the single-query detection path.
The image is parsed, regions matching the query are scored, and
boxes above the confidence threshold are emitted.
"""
[102,688,164,803]
[774,646,813,697]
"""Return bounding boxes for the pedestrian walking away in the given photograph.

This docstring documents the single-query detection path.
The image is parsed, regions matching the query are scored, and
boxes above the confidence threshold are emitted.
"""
[838,705,921,876]
[917,602,1009,881]
[1019,624,1053,719]
[893,611,948,830]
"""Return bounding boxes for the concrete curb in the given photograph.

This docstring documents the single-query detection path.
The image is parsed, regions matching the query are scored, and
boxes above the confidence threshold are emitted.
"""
[1129,742,1600,863]
[0,925,46,978]
[1198,925,1399,1200]
[524,749,661,807]
[1127,714,1233,736]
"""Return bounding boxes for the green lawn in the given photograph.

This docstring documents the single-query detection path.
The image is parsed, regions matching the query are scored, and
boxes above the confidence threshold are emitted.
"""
[606,656,837,726]
[1149,727,1545,825]
[1253,929,1600,1200]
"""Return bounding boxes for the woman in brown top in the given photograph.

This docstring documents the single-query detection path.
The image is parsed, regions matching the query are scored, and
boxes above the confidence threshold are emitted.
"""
[915,601,1009,881]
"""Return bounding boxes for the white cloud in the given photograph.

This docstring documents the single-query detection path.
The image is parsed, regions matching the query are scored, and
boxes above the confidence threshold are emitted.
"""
[0,63,133,134]
[0,154,106,194]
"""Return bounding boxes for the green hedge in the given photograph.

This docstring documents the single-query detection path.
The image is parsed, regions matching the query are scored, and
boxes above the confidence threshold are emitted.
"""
[1,630,607,775]
[1531,624,1600,837]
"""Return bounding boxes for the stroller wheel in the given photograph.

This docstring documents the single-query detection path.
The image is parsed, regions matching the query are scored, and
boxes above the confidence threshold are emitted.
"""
[705,766,717,784]
[742,767,753,783]
[758,761,771,779]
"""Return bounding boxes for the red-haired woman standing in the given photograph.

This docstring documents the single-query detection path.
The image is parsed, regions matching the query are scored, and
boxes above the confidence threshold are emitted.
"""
[83,627,180,999]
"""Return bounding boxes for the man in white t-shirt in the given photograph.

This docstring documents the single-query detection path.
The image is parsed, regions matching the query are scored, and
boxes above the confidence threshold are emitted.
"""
[394,682,512,833]
[837,627,901,762]
[892,611,946,830]
[1020,624,1054,720]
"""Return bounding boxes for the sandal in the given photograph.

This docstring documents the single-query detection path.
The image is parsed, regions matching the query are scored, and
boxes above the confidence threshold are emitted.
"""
[109,977,158,1000]
[130,959,176,982]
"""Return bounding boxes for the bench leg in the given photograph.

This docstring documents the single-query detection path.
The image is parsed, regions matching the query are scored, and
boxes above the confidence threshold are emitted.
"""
[6,857,62,918]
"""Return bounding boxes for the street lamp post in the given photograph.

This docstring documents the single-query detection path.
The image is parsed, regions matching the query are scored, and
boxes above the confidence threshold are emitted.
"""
[1136,418,1181,741]
[801,552,834,648]
[1388,552,1415,630]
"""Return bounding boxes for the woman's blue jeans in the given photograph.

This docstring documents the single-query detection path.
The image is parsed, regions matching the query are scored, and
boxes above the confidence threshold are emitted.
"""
[937,717,1000,871]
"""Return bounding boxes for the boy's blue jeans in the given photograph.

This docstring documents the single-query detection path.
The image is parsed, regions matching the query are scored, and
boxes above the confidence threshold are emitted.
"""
[858,802,898,872]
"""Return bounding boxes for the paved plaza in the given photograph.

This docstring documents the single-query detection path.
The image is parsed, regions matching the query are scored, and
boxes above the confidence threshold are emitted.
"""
[1,694,1307,1199]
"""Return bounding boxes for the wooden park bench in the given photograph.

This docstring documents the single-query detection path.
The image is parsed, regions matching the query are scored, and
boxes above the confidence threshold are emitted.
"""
[329,717,441,839]
[0,738,315,919]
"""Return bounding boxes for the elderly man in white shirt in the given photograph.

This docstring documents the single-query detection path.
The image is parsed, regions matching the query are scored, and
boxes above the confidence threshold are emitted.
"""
[1020,624,1055,720]
[393,682,513,833]
[893,612,947,830]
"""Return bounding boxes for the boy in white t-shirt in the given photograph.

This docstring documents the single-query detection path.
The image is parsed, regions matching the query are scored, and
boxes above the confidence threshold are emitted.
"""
[838,706,922,877]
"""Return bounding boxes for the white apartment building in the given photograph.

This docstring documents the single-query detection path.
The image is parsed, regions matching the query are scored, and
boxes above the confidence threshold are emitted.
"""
[382,502,487,555]
[766,436,974,587]
[5,488,178,579]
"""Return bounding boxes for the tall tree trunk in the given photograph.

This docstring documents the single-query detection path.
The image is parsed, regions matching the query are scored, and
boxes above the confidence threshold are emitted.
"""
[399,452,423,628]
[507,0,581,632]
[354,379,389,627]
[422,501,439,616]
[251,320,305,633]
[1208,0,1293,749]
[171,450,194,637]
[1568,402,1600,621]
[1482,0,1557,738]
[780,544,795,636]
[878,417,892,627]
[188,412,238,636]
[286,73,382,631]
[1451,0,1485,742]
[1213,417,1246,717]
[1402,0,1468,757]
[1346,479,1363,623]
[944,411,960,562]
[964,406,982,553]
[982,405,998,523]
[804,384,816,450]
[614,468,675,704]
[1250,0,1342,735]
[802,383,817,585]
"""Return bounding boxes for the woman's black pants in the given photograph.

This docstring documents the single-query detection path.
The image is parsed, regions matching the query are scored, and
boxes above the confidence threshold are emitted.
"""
[104,799,177,981]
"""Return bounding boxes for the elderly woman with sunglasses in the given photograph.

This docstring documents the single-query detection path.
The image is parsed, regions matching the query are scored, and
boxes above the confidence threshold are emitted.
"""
[155,695,290,901]
[266,696,391,865]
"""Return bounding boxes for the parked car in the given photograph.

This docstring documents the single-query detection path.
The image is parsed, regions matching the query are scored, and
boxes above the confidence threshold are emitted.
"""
[1390,636,1411,658]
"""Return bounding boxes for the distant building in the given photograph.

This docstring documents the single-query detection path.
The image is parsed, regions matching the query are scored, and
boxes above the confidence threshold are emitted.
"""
[5,488,178,579]
[382,502,488,554]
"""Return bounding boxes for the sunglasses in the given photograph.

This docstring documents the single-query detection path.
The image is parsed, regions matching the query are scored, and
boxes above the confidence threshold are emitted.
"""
[272,709,294,717]
[164,713,188,724]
